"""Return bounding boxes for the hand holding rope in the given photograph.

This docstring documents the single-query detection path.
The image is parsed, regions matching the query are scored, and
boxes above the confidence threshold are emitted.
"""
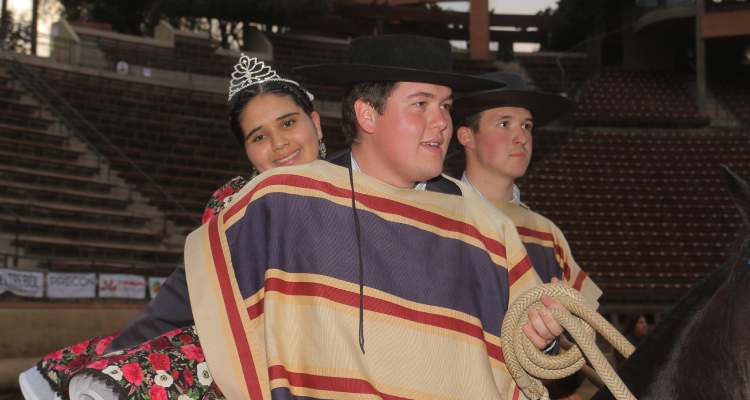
[501,283,637,400]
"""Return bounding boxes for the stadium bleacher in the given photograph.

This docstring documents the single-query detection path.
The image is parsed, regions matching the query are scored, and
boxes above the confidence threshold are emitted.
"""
[517,52,592,94]
[1,26,748,307]
[518,128,748,301]
[75,25,237,77]
[571,70,710,127]
[0,64,183,274]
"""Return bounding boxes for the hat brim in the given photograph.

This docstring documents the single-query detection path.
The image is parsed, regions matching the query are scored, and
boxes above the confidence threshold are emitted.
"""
[453,90,575,126]
[292,64,504,92]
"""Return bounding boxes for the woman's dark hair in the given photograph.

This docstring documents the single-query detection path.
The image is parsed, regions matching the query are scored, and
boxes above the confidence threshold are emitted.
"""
[229,80,315,147]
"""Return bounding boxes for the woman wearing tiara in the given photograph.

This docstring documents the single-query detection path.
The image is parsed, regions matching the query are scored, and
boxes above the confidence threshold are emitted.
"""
[24,56,326,400]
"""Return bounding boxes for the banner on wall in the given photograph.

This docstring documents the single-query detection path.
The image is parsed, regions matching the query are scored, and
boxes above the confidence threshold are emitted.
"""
[148,276,168,299]
[99,273,146,299]
[47,272,97,298]
[0,268,44,298]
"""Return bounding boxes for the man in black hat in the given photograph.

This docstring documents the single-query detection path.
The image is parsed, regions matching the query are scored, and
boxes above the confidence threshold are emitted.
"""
[295,34,498,192]
[453,72,602,349]
[297,38,578,352]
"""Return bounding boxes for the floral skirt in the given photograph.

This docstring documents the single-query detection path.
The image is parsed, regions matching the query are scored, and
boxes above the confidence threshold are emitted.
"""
[38,326,223,400]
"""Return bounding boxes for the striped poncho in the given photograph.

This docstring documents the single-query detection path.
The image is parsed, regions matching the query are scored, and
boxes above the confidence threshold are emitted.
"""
[185,160,544,399]
[496,202,602,309]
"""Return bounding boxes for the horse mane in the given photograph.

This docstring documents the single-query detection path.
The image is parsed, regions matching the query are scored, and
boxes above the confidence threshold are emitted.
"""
[592,166,750,399]
[673,245,750,399]
[673,169,750,400]
[591,252,735,399]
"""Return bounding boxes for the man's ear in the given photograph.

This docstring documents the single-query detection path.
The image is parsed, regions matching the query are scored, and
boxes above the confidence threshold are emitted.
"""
[457,126,475,150]
[354,99,377,135]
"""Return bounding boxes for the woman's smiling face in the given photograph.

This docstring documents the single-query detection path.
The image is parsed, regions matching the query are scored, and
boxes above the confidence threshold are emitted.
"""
[240,93,322,173]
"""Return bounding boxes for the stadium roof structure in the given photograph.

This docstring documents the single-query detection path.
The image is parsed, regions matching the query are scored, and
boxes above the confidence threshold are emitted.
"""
[283,0,558,59]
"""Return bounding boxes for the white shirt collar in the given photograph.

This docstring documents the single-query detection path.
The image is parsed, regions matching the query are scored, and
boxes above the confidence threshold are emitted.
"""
[351,153,427,191]
[461,172,521,205]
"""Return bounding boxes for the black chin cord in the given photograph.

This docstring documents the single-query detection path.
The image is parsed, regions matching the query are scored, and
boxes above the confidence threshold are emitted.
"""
[348,163,366,354]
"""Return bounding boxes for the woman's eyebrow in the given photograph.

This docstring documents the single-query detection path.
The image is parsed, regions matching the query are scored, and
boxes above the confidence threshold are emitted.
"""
[246,112,301,137]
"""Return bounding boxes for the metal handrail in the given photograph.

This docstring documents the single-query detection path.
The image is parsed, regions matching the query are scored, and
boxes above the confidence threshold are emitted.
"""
[5,54,190,219]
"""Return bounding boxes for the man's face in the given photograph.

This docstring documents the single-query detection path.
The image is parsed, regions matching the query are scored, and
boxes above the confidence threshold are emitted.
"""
[465,106,533,181]
[368,82,453,188]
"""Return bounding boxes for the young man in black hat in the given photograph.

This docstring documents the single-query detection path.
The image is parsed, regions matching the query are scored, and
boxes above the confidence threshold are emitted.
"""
[295,34,497,191]
[296,39,574,353]
[453,72,602,349]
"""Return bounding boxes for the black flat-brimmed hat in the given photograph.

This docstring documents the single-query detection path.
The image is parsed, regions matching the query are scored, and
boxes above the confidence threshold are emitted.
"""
[292,35,503,92]
[453,72,574,127]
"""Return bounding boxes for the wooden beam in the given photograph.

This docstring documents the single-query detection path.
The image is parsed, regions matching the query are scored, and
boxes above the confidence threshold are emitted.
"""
[470,0,489,59]
[696,0,706,114]
[336,0,464,6]
[702,9,750,38]
[0,0,8,42]
[286,15,546,43]
[333,5,560,30]
[31,0,39,55]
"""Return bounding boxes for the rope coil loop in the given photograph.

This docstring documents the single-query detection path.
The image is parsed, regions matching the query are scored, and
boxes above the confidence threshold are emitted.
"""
[501,283,637,400]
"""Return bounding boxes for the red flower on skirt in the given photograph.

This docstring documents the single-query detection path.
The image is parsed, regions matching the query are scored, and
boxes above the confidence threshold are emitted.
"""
[63,356,87,371]
[95,335,116,356]
[43,350,64,361]
[121,362,143,386]
[69,341,90,355]
[87,359,108,370]
[148,353,171,371]
[184,369,194,387]
[179,334,193,344]
[163,328,181,338]
[149,337,172,351]
[179,344,204,362]
[148,384,168,400]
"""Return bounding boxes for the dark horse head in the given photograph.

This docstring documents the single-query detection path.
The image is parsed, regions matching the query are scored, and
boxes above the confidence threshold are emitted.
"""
[593,166,750,400]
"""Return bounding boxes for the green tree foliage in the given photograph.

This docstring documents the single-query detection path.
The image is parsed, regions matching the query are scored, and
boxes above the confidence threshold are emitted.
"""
[0,9,32,52]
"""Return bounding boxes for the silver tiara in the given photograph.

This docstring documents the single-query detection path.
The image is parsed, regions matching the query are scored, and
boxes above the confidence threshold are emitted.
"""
[228,54,314,102]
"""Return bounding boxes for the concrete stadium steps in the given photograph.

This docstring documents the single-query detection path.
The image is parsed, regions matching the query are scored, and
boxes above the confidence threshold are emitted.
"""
[0,214,161,244]
[0,197,151,228]
[110,158,238,188]
[0,180,130,210]
[24,66,248,231]
[0,65,185,271]
[0,135,82,160]
[10,235,180,265]
[0,164,116,193]
[1,150,100,177]
[0,123,70,146]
